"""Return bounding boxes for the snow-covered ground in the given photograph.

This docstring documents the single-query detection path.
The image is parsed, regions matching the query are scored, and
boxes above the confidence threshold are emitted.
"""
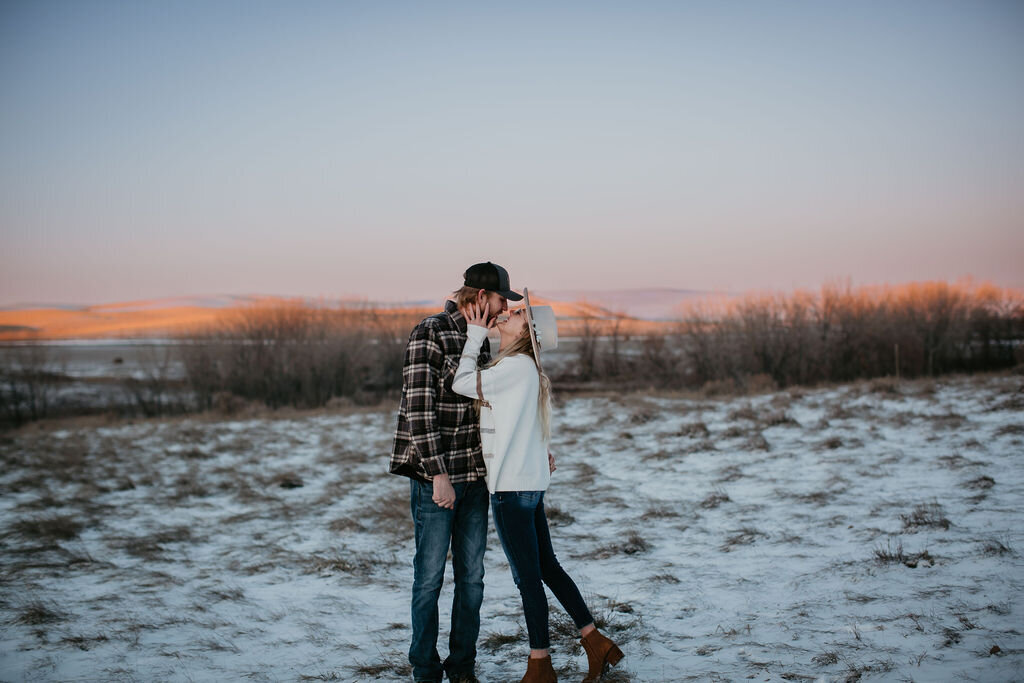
[1,373,1022,682]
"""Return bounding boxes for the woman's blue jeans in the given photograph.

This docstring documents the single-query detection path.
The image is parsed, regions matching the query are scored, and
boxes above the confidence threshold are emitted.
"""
[490,490,593,650]
[409,478,488,682]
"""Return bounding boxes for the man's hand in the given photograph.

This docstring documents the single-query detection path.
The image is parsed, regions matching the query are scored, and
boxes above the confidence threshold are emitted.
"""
[548,451,556,474]
[431,473,456,509]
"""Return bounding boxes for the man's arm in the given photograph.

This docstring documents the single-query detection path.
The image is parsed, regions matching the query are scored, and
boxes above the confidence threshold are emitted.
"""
[403,323,447,479]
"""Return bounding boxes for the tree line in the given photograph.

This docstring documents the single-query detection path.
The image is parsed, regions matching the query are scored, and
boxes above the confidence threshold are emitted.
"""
[2,281,1021,426]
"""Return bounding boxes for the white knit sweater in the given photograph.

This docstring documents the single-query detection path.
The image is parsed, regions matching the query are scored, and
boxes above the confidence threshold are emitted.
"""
[451,325,550,493]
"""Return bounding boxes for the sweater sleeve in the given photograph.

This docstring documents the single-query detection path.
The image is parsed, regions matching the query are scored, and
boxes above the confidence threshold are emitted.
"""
[452,325,533,403]
[452,325,489,400]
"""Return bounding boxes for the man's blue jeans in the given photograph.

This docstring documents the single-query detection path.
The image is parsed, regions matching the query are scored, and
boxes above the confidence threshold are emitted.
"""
[409,478,488,682]
[490,490,593,650]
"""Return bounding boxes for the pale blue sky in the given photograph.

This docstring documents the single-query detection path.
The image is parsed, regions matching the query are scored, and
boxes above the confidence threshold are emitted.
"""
[2,0,1022,305]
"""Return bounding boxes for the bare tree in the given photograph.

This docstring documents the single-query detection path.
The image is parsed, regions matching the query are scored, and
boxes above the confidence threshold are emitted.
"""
[0,338,66,425]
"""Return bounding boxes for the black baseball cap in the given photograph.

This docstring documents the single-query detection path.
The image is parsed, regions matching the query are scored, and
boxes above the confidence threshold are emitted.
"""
[464,262,523,301]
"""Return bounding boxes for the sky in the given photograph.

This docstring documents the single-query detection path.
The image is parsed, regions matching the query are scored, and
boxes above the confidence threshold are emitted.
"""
[1,0,1022,306]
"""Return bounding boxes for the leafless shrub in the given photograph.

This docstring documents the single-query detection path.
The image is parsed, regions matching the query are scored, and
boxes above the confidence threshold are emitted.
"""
[179,301,408,411]
[121,344,186,417]
[677,281,1024,391]
[0,339,67,426]
[901,503,951,531]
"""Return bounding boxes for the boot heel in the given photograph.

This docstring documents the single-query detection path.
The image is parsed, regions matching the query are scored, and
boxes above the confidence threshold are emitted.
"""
[606,645,624,667]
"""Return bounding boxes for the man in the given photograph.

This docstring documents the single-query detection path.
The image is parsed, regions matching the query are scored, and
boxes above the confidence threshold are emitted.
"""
[390,262,522,683]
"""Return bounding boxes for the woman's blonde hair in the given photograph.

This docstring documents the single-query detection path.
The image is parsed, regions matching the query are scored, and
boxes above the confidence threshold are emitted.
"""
[485,325,553,442]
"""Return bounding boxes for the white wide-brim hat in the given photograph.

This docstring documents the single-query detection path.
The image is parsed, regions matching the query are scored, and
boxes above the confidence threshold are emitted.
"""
[523,288,558,355]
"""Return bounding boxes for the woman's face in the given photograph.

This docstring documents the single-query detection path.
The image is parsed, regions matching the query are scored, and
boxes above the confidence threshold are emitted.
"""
[496,306,529,342]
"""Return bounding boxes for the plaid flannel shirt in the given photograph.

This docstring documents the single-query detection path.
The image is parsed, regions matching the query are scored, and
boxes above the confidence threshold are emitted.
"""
[390,300,491,483]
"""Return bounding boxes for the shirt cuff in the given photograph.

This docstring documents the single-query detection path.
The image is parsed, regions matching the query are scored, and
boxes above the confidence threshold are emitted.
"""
[466,324,489,342]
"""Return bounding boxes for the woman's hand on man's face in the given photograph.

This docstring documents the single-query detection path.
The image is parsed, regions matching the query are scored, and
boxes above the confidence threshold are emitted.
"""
[460,301,494,328]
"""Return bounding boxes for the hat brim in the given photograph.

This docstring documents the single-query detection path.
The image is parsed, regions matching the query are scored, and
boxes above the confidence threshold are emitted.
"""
[496,289,523,301]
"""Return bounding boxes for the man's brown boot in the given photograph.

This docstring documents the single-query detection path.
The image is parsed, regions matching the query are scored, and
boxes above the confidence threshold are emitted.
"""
[520,654,557,683]
[580,629,623,682]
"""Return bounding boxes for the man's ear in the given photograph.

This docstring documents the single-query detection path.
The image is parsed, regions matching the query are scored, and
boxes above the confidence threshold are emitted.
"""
[476,289,487,304]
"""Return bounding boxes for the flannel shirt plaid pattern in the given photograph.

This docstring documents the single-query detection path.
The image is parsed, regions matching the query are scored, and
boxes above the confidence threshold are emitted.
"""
[390,300,491,483]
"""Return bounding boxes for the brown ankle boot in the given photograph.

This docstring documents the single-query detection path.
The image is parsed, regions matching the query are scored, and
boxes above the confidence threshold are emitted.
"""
[580,629,623,682]
[521,654,557,683]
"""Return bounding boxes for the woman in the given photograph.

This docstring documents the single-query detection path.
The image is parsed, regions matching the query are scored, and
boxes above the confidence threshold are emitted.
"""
[452,292,624,683]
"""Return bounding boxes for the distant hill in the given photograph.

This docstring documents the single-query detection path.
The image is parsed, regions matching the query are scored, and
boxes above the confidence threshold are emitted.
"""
[538,288,726,320]
[0,291,695,340]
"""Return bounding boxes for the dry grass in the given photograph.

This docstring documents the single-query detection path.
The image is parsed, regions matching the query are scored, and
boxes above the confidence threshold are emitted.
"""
[901,502,951,532]
[544,503,576,528]
[700,489,731,509]
[964,475,995,490]
[980,538,1013,556]
[480,630,521,653]
[10,599,68,626]
[994,423,1024,437]
[720,527,767,552]
[10,514,84,542]
[873,539,935,568]
[678,421,710,438]
[584,531,650,560]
